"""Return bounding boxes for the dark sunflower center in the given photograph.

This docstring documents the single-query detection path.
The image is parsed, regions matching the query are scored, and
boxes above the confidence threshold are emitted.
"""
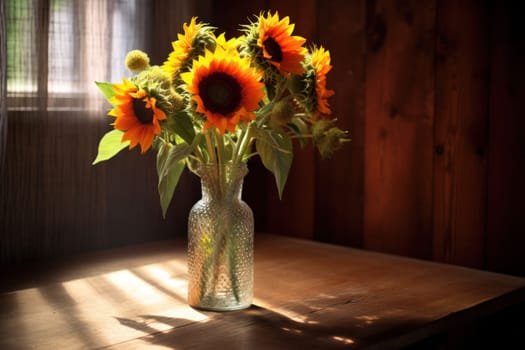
[132,98,154,124]
[198,72,242,115]
[263,37,283,62]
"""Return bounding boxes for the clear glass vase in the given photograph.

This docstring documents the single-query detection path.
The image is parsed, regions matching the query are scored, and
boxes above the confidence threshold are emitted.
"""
[187,162,254,311]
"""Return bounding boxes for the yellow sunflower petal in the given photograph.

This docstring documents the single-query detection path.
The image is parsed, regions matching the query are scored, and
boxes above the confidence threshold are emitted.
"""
[215,32,241,56]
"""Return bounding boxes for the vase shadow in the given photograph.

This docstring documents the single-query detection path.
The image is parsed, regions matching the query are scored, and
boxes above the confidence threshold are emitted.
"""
[114,303,423,349]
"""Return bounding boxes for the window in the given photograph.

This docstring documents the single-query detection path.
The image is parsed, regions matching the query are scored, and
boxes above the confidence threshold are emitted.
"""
[6,0,149,111]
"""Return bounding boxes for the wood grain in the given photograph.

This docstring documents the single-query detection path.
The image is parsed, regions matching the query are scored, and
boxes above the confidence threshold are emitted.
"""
[314,0,366,247]
[486,2,525,276]
[364,0,435,259]
[210,0,268,37]
[432,0,489,268]
[1,234,524,349]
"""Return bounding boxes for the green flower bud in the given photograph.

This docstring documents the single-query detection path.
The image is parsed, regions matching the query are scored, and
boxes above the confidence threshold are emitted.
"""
[271,100,294,125]
[289,67,317,115]
[312,119,350,158]
[138,66,171,89]
[125,50,150,72]
[170,88,185,111]
[312,119,333,141]
[288,73,306,96]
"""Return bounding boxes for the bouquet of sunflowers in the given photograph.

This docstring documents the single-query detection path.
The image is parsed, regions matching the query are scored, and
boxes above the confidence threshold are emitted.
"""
[93,12,348,217]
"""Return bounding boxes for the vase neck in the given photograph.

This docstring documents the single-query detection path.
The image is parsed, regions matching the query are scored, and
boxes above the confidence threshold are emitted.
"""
[196,163,248,202]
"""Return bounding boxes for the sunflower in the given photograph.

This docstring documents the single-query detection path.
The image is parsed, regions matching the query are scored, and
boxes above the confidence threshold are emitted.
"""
[257,11,307,76]
[181,47,264,135]
[288,46,334,117]
[162,17,214,81]
[311,46,335,115]
[109,78,167,153]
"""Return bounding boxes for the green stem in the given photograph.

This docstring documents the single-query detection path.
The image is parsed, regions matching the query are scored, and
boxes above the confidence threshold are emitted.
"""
[234,122,253,165]
[227,232,241,302]
[243,151,259,160]
[290,134,313,139]
[205,130,216,164]
[214,129,227,197]
[193,144,205,164]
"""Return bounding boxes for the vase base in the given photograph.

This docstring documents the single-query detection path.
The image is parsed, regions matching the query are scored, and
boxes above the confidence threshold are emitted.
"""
[189,303,252,312]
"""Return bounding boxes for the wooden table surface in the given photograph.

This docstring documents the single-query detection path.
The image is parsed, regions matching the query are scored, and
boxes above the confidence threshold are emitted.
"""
[1,234,525,349]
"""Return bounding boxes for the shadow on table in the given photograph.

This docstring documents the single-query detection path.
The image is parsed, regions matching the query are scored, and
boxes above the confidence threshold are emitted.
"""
[114,304,422,349]
[115,296,525,350]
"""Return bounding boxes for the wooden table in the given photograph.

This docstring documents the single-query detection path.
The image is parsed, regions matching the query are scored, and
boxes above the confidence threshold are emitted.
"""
[1,234,525,349]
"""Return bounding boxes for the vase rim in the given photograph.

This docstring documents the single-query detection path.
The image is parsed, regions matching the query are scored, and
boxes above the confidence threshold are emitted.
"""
[191,161,249,178]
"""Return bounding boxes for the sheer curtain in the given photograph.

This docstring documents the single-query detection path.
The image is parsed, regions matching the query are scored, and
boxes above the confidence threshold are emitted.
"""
[0,1,6,167]
[0,0,208,264]
[6,0,151,111]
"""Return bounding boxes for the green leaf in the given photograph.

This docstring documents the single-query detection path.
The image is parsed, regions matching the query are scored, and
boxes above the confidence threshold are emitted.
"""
[156,141,170,177]
[157,142,193,218]
[170,111,196,145]
[286,118,309,148]
[92,129,130,165]
[256,129,293,199]
[95,81,116,101]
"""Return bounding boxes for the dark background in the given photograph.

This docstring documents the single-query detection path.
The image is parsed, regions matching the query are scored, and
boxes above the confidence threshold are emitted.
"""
[1,0,524,277]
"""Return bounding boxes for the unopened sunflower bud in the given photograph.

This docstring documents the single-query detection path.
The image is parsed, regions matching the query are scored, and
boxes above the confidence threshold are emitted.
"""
[201,33,218,51]
[125,50,150,72]
[315,126,349,159]
[190,32,217,60]
[271,101,294,125]
[288,73,306,95]
[138,66,171,89]
[170,88,185,111]
[311,118,333,141]
[312,118,350,158]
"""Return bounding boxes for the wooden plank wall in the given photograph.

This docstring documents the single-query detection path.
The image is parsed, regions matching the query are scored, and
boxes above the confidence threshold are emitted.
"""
[213,0,525,276]
[364,0,435,260]
[433,0,488,269]
[486,1,525,276]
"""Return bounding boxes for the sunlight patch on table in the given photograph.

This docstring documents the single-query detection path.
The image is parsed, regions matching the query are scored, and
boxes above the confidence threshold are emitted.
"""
[137,263,188,299]
[355,314,380,324]
[61,278,127,344]
[104,269,167,305]
[332,335,355,344]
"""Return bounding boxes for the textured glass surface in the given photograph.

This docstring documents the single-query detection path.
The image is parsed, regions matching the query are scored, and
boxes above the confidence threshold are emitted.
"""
[187,163,254,311]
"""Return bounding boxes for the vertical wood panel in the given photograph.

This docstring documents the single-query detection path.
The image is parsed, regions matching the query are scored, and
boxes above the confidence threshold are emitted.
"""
[433,0,489,268]
[314,0,366,247]
[265,0,317,239]
[211,0,268,37]
[486,2,525,276]
[364,0,435,259]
